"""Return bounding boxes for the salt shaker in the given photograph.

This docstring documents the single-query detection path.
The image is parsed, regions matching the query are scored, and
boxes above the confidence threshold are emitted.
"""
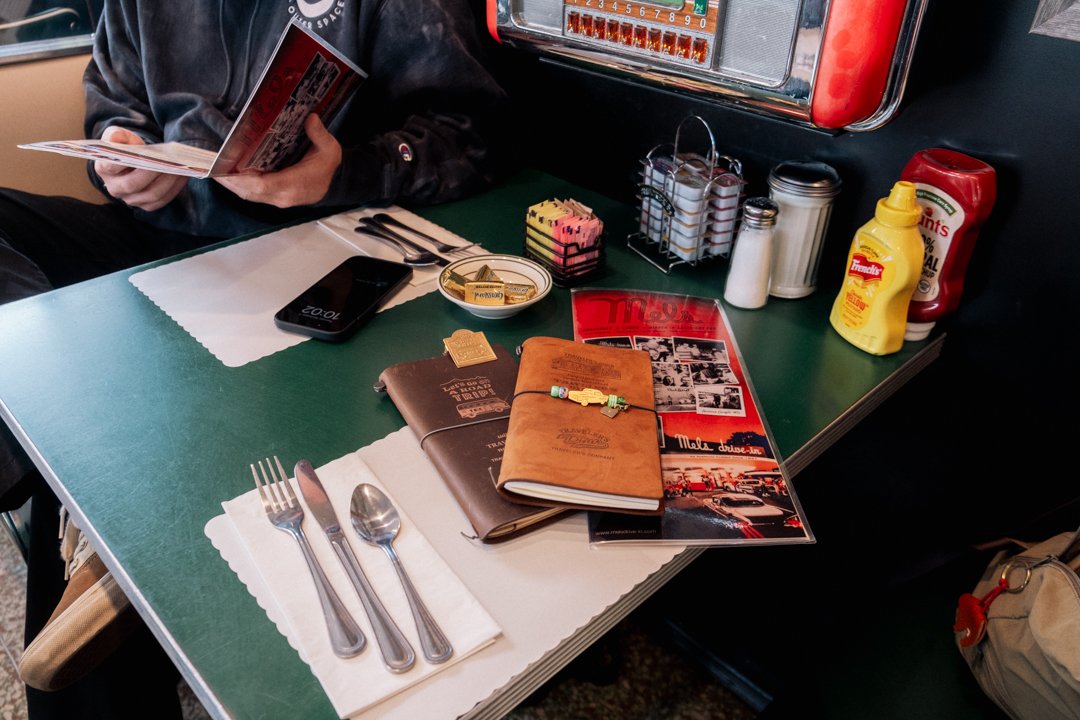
[767,161,842,298]
[723,198,779,309]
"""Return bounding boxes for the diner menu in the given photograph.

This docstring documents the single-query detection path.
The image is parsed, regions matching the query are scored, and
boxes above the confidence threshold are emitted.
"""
[19,18,364,178]
[571,289,814,546]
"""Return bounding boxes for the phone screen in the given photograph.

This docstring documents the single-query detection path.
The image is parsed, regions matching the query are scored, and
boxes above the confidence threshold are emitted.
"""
[274,256,413,342]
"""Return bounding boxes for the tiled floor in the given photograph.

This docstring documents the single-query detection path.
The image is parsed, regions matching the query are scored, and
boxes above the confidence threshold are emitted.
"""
[0,524,28,720]
[504,617,756,720]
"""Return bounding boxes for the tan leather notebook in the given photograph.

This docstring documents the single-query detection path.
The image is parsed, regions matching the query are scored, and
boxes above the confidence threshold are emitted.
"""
[497,336,664,515]
[379,345,567,542]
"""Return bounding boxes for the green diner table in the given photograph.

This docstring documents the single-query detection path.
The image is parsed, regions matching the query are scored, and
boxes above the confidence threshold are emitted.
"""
[0,168,941,719]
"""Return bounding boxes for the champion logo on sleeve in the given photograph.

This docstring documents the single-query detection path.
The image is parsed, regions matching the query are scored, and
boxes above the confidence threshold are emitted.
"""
[398,143,413,162]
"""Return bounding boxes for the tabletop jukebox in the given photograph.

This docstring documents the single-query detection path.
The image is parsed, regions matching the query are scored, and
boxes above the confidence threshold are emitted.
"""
[486,0,930,131]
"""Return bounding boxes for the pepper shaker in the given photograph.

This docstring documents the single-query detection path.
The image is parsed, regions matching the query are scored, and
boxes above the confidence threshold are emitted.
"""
[724,198,779,309]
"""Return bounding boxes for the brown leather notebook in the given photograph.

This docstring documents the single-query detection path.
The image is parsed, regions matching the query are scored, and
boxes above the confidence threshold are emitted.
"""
[378,345,567,542]
[497,336,664,515]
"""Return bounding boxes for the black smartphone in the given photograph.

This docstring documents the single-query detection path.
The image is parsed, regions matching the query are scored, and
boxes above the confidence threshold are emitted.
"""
[274,256,413,342]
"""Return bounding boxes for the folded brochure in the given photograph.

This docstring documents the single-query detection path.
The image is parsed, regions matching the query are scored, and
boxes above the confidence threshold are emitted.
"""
[20,17,364,178]
[571,289,814,546]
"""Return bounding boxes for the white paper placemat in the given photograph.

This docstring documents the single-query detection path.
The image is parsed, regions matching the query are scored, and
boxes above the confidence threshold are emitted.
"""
[206,428,685,720]
[129,207,485,368]
[213,450,501,719]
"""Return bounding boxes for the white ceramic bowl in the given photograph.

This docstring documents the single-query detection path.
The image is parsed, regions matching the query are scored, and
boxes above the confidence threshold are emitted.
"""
[437,254,552,319]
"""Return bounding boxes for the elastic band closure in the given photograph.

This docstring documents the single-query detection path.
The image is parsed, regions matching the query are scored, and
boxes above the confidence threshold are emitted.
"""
[418,415,510,450]
[511,390,657,415]
[420,389,658,449]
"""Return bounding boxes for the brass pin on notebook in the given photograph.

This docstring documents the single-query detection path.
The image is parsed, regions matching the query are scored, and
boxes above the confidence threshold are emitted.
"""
[443,329,497,367]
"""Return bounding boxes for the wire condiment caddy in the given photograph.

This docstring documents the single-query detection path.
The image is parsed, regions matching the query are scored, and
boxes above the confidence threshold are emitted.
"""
[628,116,745,274]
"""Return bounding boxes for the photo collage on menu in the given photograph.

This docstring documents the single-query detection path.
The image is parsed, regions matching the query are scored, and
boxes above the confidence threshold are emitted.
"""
[583,336,746,417]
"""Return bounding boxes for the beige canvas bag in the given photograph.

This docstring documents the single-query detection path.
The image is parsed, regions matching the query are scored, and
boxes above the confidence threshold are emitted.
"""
[955,526,1080,720]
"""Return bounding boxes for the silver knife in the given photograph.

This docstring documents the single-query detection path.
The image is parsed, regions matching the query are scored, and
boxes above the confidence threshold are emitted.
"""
[295,459,416,673]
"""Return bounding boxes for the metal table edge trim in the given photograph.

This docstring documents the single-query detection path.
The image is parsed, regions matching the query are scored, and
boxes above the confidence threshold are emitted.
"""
[459,547,705,720]
[0,396,235,720]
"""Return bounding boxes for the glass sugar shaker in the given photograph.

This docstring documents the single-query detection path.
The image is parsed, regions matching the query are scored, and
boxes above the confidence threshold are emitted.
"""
[767,161,842,298]
[723,198,779,310]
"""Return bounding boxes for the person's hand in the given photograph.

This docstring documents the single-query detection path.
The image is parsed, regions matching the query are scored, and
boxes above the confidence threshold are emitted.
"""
[94,127,189,212]
[215,114,342,208]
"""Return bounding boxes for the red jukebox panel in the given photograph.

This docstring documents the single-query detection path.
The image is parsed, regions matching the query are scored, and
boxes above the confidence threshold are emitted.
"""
[487,0,928,131]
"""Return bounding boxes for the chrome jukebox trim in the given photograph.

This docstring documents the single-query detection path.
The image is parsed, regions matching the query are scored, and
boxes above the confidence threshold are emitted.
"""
[494,0,928,132]
[496,0,826,126]
[841,0,930,132]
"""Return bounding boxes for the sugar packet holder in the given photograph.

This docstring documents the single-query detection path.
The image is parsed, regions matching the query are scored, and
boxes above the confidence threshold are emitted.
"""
[522,240,606,288]
[523,198,606,287]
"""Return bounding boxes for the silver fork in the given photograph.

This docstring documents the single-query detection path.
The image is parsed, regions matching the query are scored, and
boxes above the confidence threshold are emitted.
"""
[252,457,366,658]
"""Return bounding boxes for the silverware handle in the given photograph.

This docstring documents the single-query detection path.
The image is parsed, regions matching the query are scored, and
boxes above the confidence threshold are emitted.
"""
[374,214,469,252]
[374,214,440,242]
[354,227,416,258]
[360,219,433,256]
[289,527,366,658]
[329,534,416,673]
[381,541,453,664]
[353,227,448,267]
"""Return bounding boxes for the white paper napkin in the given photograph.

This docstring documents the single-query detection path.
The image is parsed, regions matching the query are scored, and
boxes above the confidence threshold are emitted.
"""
[207,428,687,720]
[219,451,500,719]
[128,207,486,368]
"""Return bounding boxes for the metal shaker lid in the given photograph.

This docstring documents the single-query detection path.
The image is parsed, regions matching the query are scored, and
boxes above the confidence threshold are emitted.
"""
[742,197,779,228]
[768,161,842,198]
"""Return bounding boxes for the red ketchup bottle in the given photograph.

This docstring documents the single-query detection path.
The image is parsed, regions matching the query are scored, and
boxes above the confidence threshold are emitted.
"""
[901,149,996,340]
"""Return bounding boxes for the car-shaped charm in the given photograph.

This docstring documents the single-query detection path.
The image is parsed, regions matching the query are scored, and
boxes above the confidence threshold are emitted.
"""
[567,388,610,406]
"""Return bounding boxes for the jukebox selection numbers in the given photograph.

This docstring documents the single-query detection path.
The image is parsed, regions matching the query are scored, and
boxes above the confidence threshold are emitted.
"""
[563,0,719,67]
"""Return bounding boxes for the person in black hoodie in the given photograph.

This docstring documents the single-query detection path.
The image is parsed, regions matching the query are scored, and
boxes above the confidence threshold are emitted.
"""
[0,0,506,716]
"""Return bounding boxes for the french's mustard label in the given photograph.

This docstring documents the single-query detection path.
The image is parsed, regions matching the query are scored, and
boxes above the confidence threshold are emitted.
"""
[838,236,894,331]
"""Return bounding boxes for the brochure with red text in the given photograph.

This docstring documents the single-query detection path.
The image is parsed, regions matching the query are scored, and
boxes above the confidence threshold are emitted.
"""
[572,288,814,546]
[20,17,364,178]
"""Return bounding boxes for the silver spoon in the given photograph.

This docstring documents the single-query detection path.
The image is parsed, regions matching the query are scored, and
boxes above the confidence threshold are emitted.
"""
[353,226,447,267]
[350,484,453,664]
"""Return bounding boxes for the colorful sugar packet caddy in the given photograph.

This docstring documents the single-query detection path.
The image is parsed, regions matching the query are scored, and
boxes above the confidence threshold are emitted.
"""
[523,198,606,287]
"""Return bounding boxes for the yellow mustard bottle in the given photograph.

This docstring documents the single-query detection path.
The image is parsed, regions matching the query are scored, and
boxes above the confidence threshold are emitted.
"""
[829,181,924,355]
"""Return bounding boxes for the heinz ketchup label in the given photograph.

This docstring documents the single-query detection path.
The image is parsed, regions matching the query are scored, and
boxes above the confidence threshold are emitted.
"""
[912,185,966,303]
[901,149,996,327]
